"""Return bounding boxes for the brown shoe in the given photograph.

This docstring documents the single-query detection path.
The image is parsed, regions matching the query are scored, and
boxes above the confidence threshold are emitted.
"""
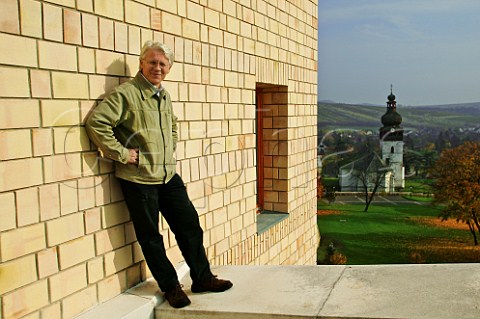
[191,276,233,293]
[164,285,191,308]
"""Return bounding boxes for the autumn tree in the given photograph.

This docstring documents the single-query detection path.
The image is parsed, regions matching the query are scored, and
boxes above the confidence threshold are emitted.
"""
[430,141,480,245]
[317,174,325,199]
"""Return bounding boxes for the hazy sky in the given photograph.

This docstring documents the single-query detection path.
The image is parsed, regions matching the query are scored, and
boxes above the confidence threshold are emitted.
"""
[317,0,480,106]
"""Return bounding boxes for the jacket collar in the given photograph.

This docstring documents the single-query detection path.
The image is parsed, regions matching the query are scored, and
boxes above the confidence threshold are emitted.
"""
[135,72,164,100]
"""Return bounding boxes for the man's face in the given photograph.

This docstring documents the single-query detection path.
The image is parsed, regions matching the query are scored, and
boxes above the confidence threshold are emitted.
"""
[140,49,171,87]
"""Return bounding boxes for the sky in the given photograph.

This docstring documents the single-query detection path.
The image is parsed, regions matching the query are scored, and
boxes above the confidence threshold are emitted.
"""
[317,0,480,106]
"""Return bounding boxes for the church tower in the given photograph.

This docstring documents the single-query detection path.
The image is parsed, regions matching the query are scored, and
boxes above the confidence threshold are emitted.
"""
[379,86,405,189]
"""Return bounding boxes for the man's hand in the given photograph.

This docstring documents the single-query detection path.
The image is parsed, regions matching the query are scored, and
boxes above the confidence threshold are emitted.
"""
[127,148,139,164]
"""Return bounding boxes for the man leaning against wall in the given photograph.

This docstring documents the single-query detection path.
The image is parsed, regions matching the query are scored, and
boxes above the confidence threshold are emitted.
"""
[85,41,233,308]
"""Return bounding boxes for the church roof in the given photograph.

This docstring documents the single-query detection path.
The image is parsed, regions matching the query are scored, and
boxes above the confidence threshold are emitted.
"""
[339,151,391,173]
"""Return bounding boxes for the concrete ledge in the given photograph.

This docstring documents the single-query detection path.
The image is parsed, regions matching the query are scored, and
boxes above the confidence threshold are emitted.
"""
[156,265,344,319]
[156,264,480,319]
[321,263,480,318]
[75,263,480,319]
[75,263,190,319]
[74,279,162,319]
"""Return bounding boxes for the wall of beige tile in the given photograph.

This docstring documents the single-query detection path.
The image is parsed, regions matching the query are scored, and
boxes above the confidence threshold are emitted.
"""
[0,0,318,318]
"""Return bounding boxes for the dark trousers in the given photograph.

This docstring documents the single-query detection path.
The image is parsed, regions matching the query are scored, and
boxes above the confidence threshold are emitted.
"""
[119,174,213,292]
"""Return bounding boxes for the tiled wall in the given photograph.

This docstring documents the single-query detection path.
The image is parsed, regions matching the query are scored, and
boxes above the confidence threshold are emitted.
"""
[0,0,318,318]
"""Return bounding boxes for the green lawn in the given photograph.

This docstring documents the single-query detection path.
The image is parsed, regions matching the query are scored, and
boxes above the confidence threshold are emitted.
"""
[317,202,480,265]
[322,177,339,191]
[404,178,433,194]
[402,195,434,203]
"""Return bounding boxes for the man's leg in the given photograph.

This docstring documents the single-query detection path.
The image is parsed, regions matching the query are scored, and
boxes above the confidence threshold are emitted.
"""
[119,179,179,292]
[158,174,233,293]
[156,174,213,282]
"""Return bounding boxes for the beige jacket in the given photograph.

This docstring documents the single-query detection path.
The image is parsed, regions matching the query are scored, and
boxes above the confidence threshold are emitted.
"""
[86,72,178,184]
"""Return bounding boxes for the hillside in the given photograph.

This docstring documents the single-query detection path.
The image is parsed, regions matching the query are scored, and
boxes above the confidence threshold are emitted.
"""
[318,102,480,130]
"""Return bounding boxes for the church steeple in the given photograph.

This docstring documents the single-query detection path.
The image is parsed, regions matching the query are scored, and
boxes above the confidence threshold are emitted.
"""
[379,85,405,190]
[380,85,403,141]
[387,84,396,106]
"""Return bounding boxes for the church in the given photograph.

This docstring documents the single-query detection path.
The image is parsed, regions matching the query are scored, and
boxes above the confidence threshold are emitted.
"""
[339,88,405,192]
[379,87,406,190]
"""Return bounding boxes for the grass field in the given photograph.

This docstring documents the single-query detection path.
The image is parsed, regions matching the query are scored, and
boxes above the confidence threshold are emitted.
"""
[317,201,480,265]
[404,179,433,194]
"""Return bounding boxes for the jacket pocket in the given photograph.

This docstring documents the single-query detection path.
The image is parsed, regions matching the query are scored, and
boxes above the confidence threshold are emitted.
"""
[136,144,166,180]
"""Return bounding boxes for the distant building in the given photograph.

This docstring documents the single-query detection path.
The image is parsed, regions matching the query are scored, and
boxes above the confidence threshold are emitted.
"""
[339,87,405,192]
[339,151,393,192]
[379,87,405,189]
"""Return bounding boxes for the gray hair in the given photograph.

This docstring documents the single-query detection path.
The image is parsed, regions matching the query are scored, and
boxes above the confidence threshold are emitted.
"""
[139,41,174,68]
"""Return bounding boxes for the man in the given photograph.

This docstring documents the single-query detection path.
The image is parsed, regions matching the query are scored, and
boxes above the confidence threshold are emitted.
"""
[86,41,232,308]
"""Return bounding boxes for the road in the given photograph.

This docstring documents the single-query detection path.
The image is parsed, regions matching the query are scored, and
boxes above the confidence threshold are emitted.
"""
[322,194,429,205]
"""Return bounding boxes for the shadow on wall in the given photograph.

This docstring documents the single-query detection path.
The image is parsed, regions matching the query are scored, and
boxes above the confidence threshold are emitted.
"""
[82,60,148,294]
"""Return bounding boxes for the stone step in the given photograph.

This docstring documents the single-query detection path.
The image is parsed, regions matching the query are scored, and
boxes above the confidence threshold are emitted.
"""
[155,264,480,319]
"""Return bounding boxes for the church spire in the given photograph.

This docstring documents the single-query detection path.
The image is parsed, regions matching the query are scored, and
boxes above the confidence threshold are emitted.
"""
[380,86,403,141]
[387,85,396,106]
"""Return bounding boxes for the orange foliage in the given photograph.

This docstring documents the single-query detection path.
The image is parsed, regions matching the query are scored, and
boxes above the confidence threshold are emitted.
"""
[431,141,480,209]
[317,175,325,199]
[413,217,470,231]
[317,210,341,216]
[430,141,480,244]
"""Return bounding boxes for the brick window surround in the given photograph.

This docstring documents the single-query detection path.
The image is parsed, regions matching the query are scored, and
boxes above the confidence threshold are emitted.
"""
[256,84,289,214]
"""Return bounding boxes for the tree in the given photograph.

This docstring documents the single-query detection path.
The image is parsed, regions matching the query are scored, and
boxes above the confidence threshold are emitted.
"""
[346,152,391,212]
[404,150,424,177]
[419,149,438,178]
[358,161,390,212]
[317,174,325,199]
[430,141,480,245]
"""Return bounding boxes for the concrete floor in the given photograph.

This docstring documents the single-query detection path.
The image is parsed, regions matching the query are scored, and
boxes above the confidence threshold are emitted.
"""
[155,264,480,319]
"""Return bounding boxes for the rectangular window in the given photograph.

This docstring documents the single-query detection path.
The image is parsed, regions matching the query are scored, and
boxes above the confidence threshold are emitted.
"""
[255,84,289,214]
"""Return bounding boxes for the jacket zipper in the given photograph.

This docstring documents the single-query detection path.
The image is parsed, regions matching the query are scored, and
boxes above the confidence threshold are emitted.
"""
[158,94,168,183]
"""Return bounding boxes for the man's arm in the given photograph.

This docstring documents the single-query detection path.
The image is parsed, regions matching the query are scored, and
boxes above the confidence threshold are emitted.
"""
[85,92,131,164]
